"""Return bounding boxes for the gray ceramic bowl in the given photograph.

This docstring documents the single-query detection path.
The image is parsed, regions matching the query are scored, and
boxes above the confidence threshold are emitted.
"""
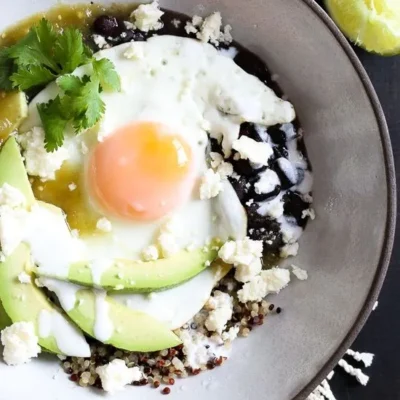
[0,1,396,400]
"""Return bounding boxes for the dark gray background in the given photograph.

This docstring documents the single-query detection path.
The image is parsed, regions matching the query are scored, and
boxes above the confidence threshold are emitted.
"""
[315,1,400,399]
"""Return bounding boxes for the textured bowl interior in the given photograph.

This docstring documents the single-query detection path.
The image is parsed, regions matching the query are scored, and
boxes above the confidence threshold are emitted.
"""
[0,1,395,400]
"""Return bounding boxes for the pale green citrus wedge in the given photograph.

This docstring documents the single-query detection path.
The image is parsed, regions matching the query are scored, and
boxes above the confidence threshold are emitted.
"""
[325,0,400,55]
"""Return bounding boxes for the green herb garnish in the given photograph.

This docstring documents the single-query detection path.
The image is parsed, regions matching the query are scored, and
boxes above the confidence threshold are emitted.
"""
[0,18,121,151]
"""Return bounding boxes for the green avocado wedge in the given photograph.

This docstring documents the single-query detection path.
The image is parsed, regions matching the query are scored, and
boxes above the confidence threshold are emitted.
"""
[35,245,220,293]
[0,137,35,205]
[0,300,11,331]
[0,244,90,356]
[55,287,182,352]
[0,137,90,356]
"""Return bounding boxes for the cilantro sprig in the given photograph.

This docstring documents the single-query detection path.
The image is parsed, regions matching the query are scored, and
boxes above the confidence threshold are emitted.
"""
[0,18,121,151]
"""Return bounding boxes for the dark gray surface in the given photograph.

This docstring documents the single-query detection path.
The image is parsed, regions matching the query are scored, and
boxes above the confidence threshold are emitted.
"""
[315,2,400,399]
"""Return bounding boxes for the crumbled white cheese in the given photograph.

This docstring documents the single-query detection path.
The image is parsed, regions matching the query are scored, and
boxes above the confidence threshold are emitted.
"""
[131,1,164,32]
[232,136,273,166]
[291,264,308,281]
[171,19,181,28]
[262,268,290,292]
[280,242,299,258]
[96,359,142,393]
[205,292,234,334]
[18,127,69,181]
[254,169,280,195]
[237,268,290,303]
[158,232,179,258]
[199,169,223,200]
[205,306,232,334]
[185,15,203,35]
[209,152,233,177]
[17,272,31,284]
[0,206,29,256]
[1,321,41,365]
[0,184,26,208]
[96,217,112,233]
[210,152,223,169]
[92,34,110,49]
[235,259,262,283]
[185,12,232,45]
[221,325,239,342]
[302,208,316,220]
[142,245,159,261]
[237,275,268,303]
[68,183,77,192]
[218,238,263,269]
[179,328,229,369]
[196,12,223,45]
[123,42,145,60]
[217,161,233,178]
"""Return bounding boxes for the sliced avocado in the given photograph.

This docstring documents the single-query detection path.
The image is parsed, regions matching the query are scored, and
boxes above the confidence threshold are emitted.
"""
[0,92,28,143]
[0,138,90,356]
[36,244,220,293]
[60,288,182,352]
[0,300,11,331]
[0,244,90,355]
[0,137,35,205]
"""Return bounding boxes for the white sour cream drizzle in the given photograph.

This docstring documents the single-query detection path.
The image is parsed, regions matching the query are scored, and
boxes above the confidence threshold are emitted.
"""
[89,259,114,286]
[38,309,90,357]
[39,278,80,312]
[93,290,114,342]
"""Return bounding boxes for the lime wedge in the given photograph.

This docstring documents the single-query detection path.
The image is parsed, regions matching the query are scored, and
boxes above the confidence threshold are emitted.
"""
[0,91,28,142]
[325,0,400,55]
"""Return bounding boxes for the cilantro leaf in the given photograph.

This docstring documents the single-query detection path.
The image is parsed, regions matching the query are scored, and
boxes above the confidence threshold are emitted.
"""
[0,49,15,90]
[92,58,121,92]
[57,75,87,95]
[4,18,94,91]
[10,19,60,73]
[37,97,69,152]
[70,77,105,131]
[11,65,55,91]
[54,28,93,74]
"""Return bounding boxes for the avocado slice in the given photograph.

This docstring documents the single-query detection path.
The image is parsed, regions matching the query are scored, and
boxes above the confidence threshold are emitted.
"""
[0,300,11,331]
[0,137,90,356]
[0,137,35,205]
[46,285,182,351]
[35,245,219,293]
[0,243,90,356]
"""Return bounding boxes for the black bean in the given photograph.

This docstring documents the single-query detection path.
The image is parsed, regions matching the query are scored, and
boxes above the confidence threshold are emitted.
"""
[239,122,263,143]
[268,124,286,145]
[230,156,267,177]
[282,191,309,227]
[93,15,124,38]
[228,176,252,202]
[274,157,298,190]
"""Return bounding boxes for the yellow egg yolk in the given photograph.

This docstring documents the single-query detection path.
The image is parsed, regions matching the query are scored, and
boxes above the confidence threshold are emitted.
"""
[88,122,195,221]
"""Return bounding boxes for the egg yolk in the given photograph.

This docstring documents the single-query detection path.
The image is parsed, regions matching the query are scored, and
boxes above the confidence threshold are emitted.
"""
[88,122,195,221]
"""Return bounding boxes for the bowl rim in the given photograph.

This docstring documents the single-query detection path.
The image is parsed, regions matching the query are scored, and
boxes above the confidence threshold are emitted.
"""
[294,1,397,399]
